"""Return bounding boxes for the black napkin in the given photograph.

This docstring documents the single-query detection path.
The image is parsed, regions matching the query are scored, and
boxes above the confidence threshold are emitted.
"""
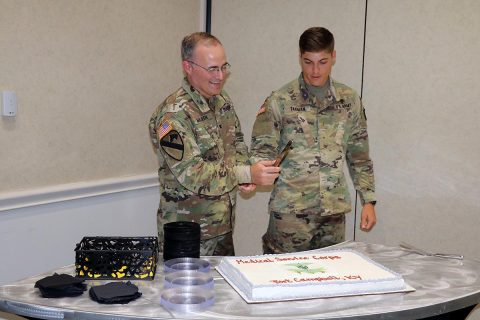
[34,273,87,298]
[89,281,142,304]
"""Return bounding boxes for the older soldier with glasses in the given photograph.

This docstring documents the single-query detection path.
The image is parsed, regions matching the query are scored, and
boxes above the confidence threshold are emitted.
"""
[149,32,279,256]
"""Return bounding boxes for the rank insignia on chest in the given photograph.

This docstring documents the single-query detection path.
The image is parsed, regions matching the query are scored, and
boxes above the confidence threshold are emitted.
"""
[160,130,184,161]
[301,89,309,100]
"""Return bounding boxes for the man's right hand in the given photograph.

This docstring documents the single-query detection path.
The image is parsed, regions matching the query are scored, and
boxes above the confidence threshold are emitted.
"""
[251,160,280,186]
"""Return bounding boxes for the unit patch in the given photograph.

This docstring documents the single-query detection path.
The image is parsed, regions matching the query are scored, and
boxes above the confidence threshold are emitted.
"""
[160,130,184,161]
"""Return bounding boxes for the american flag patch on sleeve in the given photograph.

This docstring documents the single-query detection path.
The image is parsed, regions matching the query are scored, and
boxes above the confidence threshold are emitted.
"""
[157,121,173,140]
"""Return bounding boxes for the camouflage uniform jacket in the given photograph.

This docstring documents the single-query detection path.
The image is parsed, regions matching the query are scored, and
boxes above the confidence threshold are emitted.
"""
[251,74,376,216]
[149,78,251,240]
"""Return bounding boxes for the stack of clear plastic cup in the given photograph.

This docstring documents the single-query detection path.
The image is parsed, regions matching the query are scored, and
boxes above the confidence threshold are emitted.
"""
[164,257,211,273]
[161,257,215,312]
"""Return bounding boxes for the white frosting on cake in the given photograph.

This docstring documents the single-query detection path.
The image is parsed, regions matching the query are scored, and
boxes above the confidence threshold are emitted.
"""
[217,249,406,302]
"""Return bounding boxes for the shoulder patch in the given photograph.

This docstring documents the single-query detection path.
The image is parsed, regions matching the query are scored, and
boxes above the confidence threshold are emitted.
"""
[160,130,184,161]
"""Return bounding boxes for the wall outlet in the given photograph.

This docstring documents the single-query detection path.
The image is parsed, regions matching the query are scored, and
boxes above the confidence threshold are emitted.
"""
[2,91,17,117]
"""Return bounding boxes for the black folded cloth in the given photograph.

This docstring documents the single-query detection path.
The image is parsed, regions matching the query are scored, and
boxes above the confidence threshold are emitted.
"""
[89,281,142,304]
[34,273,87,298]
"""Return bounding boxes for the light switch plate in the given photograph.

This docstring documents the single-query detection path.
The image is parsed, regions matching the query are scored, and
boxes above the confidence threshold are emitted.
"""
[2,91,17,117]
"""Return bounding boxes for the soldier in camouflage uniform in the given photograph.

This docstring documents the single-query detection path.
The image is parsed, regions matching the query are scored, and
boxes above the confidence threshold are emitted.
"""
[149,33,279,256]
[251,27,377,254]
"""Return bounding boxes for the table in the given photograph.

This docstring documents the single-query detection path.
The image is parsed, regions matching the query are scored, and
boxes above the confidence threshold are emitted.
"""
[0,241,479,320]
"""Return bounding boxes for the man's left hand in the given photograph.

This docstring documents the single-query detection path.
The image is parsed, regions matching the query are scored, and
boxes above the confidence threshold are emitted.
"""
[360,203,377,231]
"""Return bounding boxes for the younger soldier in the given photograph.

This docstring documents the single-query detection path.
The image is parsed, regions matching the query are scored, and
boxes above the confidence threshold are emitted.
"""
[250,27,377,254]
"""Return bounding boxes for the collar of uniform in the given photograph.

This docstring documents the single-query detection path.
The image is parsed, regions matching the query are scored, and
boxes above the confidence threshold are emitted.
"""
[298,73,341,104]
[182,78,211,113]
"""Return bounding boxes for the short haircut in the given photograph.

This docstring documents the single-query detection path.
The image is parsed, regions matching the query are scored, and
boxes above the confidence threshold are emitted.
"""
[181,32,222,60]
[299,27,335,54]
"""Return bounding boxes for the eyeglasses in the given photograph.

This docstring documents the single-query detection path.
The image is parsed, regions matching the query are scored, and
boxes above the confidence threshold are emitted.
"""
[187,60,231,74]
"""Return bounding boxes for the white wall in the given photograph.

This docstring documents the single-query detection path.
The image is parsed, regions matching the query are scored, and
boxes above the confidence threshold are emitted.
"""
[359,0,480,259]
[0,0,199,193]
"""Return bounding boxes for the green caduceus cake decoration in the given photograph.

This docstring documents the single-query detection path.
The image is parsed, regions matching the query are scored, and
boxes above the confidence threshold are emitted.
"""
[286,263,326,274]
